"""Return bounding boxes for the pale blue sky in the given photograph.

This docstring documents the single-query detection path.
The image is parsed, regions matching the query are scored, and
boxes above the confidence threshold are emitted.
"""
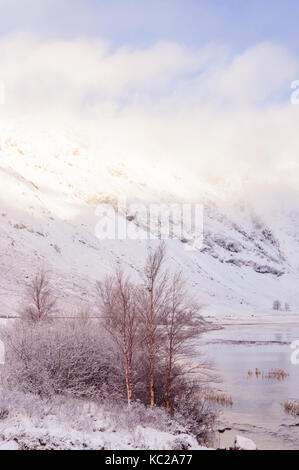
[1,0,299,54]
[0,0,297,110]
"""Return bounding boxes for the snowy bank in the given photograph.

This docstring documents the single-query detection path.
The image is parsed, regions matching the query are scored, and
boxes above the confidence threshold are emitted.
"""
[0,392,209,451]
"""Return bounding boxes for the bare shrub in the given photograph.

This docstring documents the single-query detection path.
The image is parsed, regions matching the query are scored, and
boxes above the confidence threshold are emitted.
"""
[172,383,217,445]
[0,407,9,420]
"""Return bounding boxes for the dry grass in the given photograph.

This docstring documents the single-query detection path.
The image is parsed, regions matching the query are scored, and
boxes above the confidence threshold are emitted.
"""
[247,368,289,381]
[247,368,261,378]
[264,369,289,381]
[205,391,233,407]
[282,400,299,417]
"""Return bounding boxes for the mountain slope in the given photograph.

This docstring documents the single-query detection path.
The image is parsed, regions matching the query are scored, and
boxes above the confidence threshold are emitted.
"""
[0,120,298,320]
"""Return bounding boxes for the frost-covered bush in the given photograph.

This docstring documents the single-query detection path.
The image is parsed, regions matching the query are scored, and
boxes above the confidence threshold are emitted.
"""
[0,389,97,431]
[121,356,216,445]
[100,401,184,434]
[1,320,122,400]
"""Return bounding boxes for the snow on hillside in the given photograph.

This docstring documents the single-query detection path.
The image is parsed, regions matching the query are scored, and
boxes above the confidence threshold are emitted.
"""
[0,118,298,321]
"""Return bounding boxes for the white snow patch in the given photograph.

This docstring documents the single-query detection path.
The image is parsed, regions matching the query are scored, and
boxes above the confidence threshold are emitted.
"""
[234,435,257,451]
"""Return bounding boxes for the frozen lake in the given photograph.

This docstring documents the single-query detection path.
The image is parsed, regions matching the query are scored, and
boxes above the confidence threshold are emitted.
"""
[196,322,299,450]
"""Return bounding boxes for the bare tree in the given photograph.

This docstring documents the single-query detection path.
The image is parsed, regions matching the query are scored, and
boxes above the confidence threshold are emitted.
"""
[21,269,57,323]
[140,243,167,409]
[97,270,139,406]
[164,272,203,409]
[77,304,93,327]
[273,300,281,311]
[96,243,209,413]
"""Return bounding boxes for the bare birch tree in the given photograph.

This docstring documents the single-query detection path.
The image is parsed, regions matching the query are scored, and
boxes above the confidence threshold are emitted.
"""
[97,270,139,406]
[97,243,208,412]
[140,243,168,409]
[21,269,57,323]
[164,271,203,409]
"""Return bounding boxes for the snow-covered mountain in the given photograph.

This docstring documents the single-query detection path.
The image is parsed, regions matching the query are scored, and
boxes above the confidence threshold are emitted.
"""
[0,119,298,321]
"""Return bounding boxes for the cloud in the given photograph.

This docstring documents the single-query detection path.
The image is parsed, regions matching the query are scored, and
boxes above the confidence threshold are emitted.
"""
[0,33,298,206]
[0,34,223,112]
[219,42,297,105]
[1,35,296,111]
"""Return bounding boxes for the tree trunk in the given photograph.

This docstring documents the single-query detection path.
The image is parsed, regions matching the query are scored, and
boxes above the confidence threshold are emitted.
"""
[128,360,133,404]
[166,314,174,410]
[149,284,155,409]
[123,321,132,406]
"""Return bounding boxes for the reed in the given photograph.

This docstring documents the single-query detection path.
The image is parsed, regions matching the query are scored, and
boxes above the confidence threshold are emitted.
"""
[282,400,299,417]
[205,391,233,407]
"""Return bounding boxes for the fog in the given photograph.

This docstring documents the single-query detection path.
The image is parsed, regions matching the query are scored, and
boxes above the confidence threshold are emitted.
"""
[0,34,298,209]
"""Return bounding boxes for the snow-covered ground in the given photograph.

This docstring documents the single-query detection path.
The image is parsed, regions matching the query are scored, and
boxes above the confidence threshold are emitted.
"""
[0,117,298,321]
[0,392,208,450]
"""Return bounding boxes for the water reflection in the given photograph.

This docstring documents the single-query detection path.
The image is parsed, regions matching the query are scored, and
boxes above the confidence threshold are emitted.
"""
[197,323,299,450]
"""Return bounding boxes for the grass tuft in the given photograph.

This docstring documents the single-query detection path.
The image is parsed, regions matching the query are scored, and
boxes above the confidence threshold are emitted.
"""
[247,368,289,381]
[205,391,233,407]
[283,400,299,417]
